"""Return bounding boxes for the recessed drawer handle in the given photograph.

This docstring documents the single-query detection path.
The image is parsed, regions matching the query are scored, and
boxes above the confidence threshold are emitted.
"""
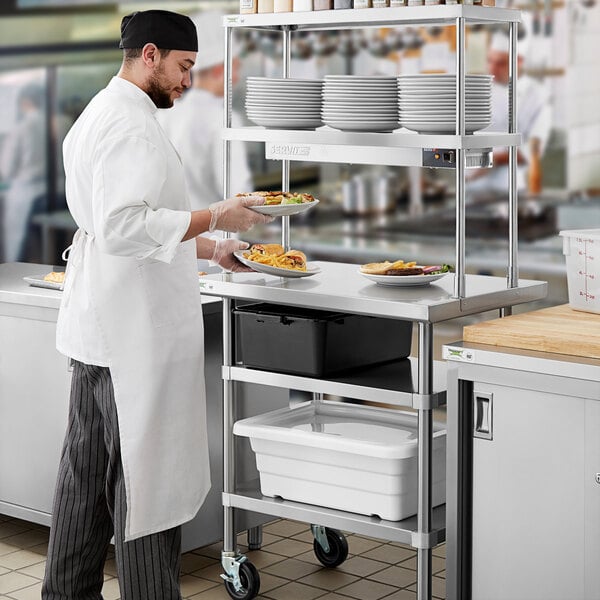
[473,392,493,440]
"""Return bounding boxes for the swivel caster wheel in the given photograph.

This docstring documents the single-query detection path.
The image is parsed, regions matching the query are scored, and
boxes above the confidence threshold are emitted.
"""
[223,560,260,600]
[312,526,349,568]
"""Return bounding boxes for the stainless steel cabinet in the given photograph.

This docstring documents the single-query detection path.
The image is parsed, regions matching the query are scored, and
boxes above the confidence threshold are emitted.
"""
[0,301,71,523]
[445,343,600,600]
[0,263,282,552]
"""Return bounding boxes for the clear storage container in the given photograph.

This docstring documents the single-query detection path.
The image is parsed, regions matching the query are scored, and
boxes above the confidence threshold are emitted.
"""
[560,229,600,314]
[234,401,446,521]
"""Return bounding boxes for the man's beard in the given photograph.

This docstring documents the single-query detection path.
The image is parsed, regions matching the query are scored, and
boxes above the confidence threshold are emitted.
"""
[146,71,173,109]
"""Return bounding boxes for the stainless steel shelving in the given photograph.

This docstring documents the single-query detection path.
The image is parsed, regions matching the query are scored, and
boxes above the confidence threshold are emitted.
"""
[223,489,447,548]
[213,7,534,600]
[223,127,520,149]
[225,4,521,29]
[223,127,518,168]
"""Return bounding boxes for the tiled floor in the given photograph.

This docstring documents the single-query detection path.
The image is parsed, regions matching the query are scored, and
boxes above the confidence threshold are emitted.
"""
[0,514,446,599]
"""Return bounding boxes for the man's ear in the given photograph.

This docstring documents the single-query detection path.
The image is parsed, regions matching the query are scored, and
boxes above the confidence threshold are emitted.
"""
[141,43,159,68]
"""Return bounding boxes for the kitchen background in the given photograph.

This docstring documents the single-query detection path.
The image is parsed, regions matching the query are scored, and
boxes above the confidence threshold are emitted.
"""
[0,0,599,309]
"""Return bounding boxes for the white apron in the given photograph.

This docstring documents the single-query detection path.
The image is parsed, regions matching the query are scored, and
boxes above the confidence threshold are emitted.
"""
[56,77,211,541]
[60,229,211,541]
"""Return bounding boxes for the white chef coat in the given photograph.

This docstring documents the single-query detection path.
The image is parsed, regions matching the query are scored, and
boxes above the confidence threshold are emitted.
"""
[56,76,211,541]
[156,88,252,209]
[0,108,47,261]
[468,75,552,195]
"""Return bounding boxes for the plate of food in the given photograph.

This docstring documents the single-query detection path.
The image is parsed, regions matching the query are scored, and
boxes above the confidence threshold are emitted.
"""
[237,191,319,217]
[234,244,320,278]
[23,271,65,291]
[359,261,453,287]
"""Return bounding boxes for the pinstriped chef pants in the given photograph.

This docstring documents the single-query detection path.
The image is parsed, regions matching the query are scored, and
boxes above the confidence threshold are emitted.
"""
[42,361,182,600]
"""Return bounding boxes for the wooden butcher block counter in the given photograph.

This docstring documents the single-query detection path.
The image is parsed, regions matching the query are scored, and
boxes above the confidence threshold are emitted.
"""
[463,304,600,359]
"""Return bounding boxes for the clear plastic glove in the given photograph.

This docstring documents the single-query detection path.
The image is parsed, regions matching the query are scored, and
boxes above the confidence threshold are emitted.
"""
[208,196,274,233]
[209,238,254,273]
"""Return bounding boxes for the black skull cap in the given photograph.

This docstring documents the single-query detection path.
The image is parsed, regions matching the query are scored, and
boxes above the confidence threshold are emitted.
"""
[119,10,198,52]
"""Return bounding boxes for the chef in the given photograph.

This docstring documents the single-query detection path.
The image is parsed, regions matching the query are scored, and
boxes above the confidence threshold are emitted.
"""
[466,27,552,199]
[157,10,252,212]
[41,10,271,600]
[0,83,46,262]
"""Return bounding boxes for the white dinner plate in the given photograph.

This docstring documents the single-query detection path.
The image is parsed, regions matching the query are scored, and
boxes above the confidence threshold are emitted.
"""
[247,85,323,92]
[399,96,491,102]
[399,109,492,116]
[23,275,64,291]
[247,84,322,90]
[323,96,397,103]
[322,111,399,117]
[359,270,450,287]
[399,103,491,110]
[248,198,319,217]
[324,99,398,105]
[324,121,399,132]
[398,87,491,94]
[325,89,396,93]
[398,75,492,80]
[325,81,397,86]
[247,77,323,84]
[247,79,323,84]
[247,110,322,117]
[400,118,491,123]
[323,83,397,88]
[399,122,490,133]
[325,75,398,81]
[248,116,323,122]
[398,75,492,81]
[399,91,491,97]
[398,84,491,91]
[399,80,491,85]
[399,111,492,117]
[246,100,322,107]
[323,87,397,92]
[323,106,399,113]
[247,93,322,101]
[234,250,321,278]
[249,118,323,129]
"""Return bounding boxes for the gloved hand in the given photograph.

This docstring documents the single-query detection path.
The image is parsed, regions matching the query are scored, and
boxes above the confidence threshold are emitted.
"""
[208,196,274,233]
[210,238,254,273]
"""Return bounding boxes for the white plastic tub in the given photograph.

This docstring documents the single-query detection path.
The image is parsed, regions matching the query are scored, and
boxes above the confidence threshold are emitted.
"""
[560,229,600,314]
[233,401,446,521]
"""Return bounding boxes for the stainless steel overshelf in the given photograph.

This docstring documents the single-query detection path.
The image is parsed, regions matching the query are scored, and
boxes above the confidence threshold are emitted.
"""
[223,489,446,548]
[224,357,448,409]
[266,142,494,170]
[199,262,548,323]
[224,5,520,30]
[223,127,521,152]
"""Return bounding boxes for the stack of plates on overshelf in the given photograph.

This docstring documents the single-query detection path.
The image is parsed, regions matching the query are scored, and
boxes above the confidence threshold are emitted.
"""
[398,74,493,134]
[246,77,323,130]
[322,75,399,133]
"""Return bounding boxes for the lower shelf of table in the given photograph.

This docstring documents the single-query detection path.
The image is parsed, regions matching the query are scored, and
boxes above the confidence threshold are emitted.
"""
[227,357,447,409]
[223,489,446,549]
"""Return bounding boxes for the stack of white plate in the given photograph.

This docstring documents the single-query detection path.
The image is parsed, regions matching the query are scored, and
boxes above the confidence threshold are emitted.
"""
[246,77,323,130]
[322,75,399,133]
[398,74,493,134]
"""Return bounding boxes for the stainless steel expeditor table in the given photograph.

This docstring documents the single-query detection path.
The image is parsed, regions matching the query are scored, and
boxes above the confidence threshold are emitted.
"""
[212,5,539,599]
[199,264,547,598]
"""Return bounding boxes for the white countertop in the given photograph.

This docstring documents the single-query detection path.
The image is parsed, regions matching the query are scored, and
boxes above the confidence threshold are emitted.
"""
[444,340,600,384]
